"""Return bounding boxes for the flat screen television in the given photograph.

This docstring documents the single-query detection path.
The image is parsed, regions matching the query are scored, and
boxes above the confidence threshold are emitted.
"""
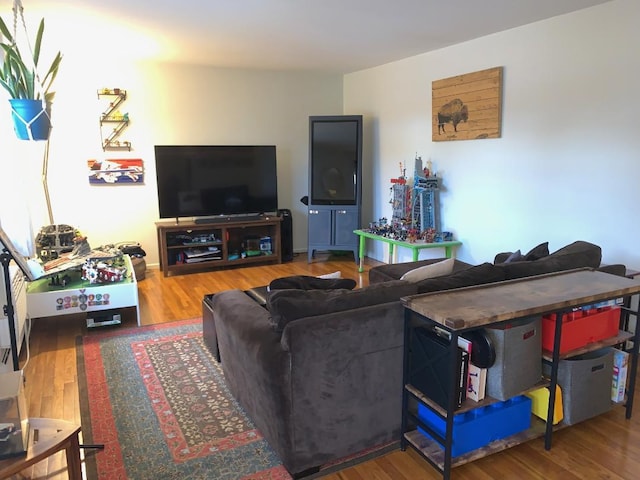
[154,145,278,220]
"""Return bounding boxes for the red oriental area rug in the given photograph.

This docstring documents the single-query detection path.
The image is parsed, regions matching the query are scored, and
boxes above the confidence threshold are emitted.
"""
[77,319,290,480]
[77,319,396,480]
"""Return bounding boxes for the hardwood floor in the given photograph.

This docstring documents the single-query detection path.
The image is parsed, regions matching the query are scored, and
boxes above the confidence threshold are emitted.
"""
[10,252,640,479]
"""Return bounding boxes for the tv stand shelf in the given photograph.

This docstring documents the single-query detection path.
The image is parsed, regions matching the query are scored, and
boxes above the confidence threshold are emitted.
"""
[156,216,282,277]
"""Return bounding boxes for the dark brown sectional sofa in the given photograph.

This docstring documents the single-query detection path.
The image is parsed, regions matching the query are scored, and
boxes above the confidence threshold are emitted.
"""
[208,240,617,477]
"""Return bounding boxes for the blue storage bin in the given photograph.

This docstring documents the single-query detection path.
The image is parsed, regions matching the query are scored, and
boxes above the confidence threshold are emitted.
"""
[417,396,532,457]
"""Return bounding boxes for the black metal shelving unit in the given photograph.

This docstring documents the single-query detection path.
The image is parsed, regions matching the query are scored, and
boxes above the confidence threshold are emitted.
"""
[400,271,640,479]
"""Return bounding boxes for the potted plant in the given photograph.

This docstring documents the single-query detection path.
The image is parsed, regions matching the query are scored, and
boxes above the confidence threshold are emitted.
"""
[0,13,62,140]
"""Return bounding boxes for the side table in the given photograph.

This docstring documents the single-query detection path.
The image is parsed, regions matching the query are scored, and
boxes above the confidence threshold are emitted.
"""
[0,418,82,480]
[353,229,462,272]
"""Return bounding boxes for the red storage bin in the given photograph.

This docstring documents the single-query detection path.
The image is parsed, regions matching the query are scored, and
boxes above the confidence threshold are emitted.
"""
[542,306,620,353]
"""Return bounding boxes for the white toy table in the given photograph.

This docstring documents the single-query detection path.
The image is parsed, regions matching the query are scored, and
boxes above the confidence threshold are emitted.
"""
[26,254,140,325]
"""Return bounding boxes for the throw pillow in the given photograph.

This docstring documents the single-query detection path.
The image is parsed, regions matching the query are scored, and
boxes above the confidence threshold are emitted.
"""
[317,271,342,279]
[524,242,549,261]
[400,257,455,282]
[495,242,550,264]
[503,250,524,263]
[268,275,357,291]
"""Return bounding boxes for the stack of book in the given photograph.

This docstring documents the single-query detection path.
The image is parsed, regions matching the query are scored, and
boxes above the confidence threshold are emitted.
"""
[458,335,488,403]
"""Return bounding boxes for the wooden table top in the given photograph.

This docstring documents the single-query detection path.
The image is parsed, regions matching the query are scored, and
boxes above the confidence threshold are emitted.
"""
[401,269,640,330]
[0,418,81,479]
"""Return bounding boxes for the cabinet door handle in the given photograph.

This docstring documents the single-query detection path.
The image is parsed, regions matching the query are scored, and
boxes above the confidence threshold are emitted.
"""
[337,210,347,214]
[310,210,319,214]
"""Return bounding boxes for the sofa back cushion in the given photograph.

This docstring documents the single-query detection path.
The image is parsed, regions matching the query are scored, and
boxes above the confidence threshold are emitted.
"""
[267,280,418,332]
[369,258,473,284]
[497,240,601,280]
[415,262,506,294]
[400,257,455,282]
[495,242,550,264]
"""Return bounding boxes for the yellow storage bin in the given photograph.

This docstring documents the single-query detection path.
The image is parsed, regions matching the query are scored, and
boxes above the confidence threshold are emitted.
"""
[525,385,563,425]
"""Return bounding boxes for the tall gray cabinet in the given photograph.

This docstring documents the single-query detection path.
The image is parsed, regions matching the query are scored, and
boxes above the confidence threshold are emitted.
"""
[307,115,363,263]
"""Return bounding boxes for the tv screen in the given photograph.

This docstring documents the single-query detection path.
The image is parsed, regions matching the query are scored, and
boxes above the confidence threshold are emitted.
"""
[154,145,278,219]
[309,116,362,205]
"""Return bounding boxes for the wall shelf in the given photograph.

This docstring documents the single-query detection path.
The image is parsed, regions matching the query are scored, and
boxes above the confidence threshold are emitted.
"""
[98,88,131,151]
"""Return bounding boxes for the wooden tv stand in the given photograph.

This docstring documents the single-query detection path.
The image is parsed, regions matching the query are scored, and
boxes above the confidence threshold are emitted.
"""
[156,216,282,277]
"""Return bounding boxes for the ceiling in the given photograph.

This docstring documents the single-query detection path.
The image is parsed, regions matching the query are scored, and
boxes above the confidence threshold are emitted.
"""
[20,0,612,73]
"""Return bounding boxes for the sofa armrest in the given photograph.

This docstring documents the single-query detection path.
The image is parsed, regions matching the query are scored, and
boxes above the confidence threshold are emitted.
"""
[211,289,282,363]
[598,264,627,277]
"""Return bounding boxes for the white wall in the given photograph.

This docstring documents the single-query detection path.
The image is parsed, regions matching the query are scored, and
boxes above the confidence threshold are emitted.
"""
[0,56,343,265]
[344,0,640,268]
[3,0,638,271]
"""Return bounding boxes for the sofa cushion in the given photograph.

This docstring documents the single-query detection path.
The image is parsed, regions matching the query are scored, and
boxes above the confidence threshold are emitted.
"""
[269,275,357,291]
[266,280,418,332]
[496,259,559,279]
[524,242,550,261]
[316,270,342,279]
[548,240,601,266]
[497,240,601,280]
[503,250,523,263]
[400,258,455,282]
[369,258,474,283]
[495,242,549,264]
[415,262,506,294]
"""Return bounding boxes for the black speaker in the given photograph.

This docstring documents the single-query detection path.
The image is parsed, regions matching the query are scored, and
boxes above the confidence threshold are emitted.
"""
[278,209,294,262]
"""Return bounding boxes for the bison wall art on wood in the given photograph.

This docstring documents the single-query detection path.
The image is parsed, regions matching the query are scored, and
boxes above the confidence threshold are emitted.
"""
[432,66,503,141]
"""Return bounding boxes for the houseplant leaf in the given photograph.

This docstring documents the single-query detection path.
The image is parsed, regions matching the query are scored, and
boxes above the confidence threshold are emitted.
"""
[0,14,13,43]
[0,13,62,140]
[0,15,61,100]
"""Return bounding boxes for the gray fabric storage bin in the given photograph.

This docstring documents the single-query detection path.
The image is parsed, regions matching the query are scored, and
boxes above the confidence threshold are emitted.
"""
[556,348,613,425]
[485,316,542,401]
